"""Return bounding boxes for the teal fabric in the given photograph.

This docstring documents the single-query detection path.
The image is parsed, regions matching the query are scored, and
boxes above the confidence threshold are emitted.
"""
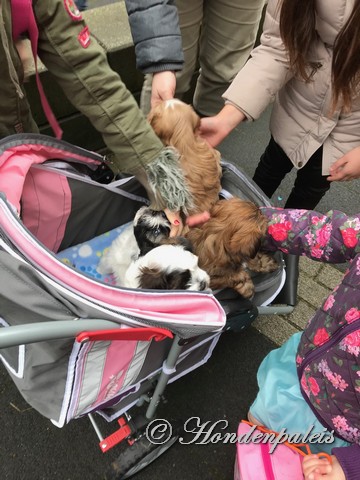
[250,332,349,454]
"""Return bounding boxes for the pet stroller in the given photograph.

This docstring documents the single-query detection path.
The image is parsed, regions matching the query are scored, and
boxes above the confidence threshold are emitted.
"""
[0,134,297,479]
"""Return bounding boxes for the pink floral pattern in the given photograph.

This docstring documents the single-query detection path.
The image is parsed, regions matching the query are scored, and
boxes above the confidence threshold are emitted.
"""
[323,295,335,311]
[261,208,360,444]
[317,360,349,391]
[313,328,329,346]
[339,331,360,357]
[345,308,360,324]
[332,416,360,443]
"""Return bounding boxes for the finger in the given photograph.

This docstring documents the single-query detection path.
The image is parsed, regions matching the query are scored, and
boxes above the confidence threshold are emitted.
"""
[164,209,183,237]
[328,173,351,182]
[170,224,182,237]
[164,209,181,225]
[302,457,329,476]
[150,97,162,108]
[186,211,211,227]
[327,171,346,181]
[160,91,174,101]
[329,158,347,173]
[303,462,332,478]
[303,457,330,468]
[308,471,332,480]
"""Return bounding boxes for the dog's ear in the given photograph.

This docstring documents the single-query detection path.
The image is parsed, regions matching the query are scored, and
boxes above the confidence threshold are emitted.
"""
[138,267,191,290]
[162,236,194,253]
[228,227,264,260]
[225,201,268,259]
[133,224,155,256]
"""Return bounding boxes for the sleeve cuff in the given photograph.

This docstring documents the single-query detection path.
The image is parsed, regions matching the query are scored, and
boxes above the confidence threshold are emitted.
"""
[141,63,183,75]
[332,444,360,480]
[224,100,254,122]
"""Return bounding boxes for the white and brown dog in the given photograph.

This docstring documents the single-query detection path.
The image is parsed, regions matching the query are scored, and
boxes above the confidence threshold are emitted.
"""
[98,206,210,291]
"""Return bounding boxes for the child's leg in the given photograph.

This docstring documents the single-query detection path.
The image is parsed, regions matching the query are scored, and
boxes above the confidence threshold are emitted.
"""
[285,145,331,209]
[252,136,294,199]
[247,411,263,426]
[248,332,347,454]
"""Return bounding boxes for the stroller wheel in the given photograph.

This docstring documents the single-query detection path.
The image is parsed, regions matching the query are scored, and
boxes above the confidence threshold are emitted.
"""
[105,428,180,479]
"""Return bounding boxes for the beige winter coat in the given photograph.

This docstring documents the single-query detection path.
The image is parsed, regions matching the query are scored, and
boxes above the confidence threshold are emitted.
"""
[223,0,359,175]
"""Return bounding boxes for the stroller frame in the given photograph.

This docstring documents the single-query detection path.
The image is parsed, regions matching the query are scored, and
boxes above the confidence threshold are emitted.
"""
[0,134,297,479]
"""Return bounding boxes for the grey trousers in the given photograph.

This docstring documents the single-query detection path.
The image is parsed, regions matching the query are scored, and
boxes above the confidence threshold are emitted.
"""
[141,0,266,116]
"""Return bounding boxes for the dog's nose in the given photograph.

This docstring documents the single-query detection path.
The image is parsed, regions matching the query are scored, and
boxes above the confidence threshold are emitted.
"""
[199,280,209,291]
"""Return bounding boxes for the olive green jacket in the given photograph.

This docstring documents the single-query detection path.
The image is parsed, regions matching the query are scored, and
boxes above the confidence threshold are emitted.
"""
[0,0,191,210]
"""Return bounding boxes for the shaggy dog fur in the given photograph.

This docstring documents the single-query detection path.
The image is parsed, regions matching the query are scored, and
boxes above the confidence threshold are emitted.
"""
[186,198,278,298]
[148,100,278,298]
[148,99,222,216]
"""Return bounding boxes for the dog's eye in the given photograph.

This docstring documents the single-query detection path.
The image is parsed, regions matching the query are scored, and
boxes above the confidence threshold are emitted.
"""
[153,228,161,236]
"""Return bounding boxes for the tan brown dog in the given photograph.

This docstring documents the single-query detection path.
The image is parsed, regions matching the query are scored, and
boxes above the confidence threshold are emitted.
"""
[186,198,278,298]
[149,100,278,298]
[148,99,222,216]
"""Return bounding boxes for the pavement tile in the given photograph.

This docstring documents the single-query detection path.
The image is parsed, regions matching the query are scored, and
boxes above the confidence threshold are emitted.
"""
[252,314,300,346]
[285,299,317,331]
[299,256,323,278]
[317,264,344,290]
[297,276,331,309]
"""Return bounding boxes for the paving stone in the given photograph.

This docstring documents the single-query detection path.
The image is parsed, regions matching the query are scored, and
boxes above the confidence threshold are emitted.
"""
[317,264,344,290]
[297,276,331,309]
[299,256,322,278]
[252,314,300,346]
[285,300,317,330]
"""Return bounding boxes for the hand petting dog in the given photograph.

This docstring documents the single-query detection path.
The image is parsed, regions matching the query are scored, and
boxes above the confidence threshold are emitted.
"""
[165,209,211,237]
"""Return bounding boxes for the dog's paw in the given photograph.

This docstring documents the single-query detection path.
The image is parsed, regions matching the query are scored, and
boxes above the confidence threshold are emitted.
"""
[233,281,255,299]
[248,252,279,273]
[232,270,255,299]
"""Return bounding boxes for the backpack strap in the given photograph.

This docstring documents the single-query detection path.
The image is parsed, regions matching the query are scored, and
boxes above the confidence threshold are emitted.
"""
[11,0,63,139]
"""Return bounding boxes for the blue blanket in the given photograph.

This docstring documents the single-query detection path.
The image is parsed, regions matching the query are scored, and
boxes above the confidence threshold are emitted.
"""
[56,222,132,285]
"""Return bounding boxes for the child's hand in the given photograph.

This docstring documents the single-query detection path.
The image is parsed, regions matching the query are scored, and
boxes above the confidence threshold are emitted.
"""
[199,104,245,147]
[302,455,345,480]
[186,211,211,227]
[150,71,176,109]
[165,210,210,237]
[328,146,360,181]
[164,209,183,237]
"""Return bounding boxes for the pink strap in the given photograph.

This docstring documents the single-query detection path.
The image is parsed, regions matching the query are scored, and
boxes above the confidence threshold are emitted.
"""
[11,0,30,40]
[261,443,275,480]
[11,0,63,139]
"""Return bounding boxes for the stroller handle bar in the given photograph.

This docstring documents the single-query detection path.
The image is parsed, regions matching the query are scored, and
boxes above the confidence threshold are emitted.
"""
[0,320,173,349]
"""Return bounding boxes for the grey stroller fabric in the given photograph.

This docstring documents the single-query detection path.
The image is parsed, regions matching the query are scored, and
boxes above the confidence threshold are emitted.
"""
[0,134,285,428]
